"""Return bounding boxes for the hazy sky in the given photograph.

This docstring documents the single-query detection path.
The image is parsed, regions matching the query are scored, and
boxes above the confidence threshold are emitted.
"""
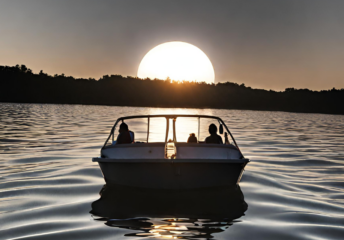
[0,0,343,90]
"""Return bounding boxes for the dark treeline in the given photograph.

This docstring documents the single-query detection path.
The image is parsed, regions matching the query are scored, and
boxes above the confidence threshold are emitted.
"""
[1,64,343,115]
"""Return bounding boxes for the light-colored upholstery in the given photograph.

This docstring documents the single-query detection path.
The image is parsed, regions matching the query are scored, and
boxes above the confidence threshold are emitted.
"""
[102,143,165,159]
[175,143,242,159]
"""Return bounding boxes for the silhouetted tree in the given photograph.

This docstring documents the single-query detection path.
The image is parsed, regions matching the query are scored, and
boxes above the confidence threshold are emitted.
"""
[0,64,343,115]
[20,65,27,72]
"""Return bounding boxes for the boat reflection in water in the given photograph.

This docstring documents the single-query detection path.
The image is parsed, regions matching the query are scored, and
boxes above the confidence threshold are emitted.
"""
[90,184,247,239]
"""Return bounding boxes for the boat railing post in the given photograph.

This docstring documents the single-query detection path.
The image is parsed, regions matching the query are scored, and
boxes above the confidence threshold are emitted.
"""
[198,117,200,143]
[165,117,169,143]
[173,118,177,142]
[147,117,150,143]
[102,119,120,149]
[165,117,170,158]
[220,118,243,154]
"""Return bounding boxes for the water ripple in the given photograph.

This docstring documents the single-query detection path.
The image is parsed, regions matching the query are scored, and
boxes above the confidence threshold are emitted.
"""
[0,103,344,239]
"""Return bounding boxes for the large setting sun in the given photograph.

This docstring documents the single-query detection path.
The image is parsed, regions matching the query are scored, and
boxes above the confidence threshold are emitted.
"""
[137,41,215,84]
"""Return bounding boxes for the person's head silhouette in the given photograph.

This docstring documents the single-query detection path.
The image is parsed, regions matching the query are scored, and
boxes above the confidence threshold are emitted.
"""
[187,133,197,143]
[209,124,217,135]
[119,122,129,132]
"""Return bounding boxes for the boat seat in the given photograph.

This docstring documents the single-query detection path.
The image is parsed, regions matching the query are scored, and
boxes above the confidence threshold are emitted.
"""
[102,143,166,159]
[175,143,242,159]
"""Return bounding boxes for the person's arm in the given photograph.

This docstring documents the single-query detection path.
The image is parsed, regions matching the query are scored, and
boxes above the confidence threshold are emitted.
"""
[116,133,122,144]
[218,135,223,144]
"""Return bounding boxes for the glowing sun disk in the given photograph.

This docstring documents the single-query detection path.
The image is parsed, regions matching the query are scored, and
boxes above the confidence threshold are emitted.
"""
[138,41,215,84]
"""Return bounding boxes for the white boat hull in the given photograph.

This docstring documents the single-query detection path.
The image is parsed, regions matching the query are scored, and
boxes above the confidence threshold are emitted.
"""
[93,158,249,189]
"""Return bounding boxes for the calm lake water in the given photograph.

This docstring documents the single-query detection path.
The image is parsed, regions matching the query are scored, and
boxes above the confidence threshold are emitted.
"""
[1,103,344,240]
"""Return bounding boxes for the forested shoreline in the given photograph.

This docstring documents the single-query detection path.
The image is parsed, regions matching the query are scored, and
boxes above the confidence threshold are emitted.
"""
[1,64,343,115]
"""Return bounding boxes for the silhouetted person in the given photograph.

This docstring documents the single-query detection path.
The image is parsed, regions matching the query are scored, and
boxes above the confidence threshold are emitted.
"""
[224,132,230,144]
[187,133,197,143]
[205,124,223,144]
[116,122,132,144]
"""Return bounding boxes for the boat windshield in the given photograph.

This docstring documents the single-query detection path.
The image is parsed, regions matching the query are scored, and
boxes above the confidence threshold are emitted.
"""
[103,115,239,149]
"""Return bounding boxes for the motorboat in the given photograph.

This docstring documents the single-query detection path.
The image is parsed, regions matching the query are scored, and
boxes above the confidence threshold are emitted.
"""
[92,114,249,189]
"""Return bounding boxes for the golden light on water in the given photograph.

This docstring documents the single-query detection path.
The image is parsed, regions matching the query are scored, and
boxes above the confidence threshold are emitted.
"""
[138,41,215,84]
[149,224,188,238]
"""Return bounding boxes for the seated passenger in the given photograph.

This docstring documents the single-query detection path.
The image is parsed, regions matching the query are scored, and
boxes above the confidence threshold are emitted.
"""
[205,124,223,144]
[187,133,198,143]
[116,122,132,144]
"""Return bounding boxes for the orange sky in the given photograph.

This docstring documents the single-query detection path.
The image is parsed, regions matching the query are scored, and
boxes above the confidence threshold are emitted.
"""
[0,0,343,91]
